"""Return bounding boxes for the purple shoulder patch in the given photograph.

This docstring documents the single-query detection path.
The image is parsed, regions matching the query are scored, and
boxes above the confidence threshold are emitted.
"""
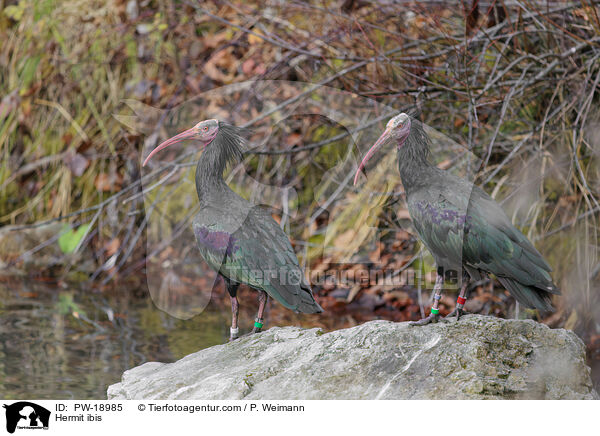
[194,226,240,256]
[416,201,472,231]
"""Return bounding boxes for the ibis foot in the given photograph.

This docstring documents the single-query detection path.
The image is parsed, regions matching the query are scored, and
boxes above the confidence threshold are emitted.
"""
[409,313,440,326]
[228,326,239,342]
[443,307,468,322]
[251,320,264,334]
[252,312,265,335]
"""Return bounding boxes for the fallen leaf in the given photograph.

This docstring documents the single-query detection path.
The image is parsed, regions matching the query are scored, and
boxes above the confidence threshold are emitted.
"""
[65,152,89,177]
[286,133,302,146]
[104,238,120,256]
[242,59,255,75]
[58,224,91,254]
[248,31,264,45]
[95,172,123,192]
[203,31,229,49]
[253,63,266,75]
[204,49,236,83]
[334,229,357,249]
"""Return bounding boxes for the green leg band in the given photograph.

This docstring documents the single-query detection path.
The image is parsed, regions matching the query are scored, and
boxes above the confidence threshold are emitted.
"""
[430,308,440,315]
[254,321,263,329]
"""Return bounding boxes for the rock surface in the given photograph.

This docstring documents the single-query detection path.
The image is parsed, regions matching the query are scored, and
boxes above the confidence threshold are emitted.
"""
[107,315,598,400]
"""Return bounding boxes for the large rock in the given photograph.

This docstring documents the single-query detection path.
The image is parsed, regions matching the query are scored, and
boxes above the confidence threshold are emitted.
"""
[107,315,598,400]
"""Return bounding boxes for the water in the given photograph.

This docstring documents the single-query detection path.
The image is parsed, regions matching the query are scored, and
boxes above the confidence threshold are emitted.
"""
[0,280,232,399]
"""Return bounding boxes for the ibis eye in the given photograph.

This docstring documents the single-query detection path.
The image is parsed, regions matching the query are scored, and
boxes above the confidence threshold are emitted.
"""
[203,126,208,131]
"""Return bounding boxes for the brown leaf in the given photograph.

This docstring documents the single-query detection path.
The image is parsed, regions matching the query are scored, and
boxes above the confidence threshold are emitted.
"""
[104,238,120,256]
[242,59,255,75]
[65,152,89,177]
[204,49,237,83]
[159,246,174,261]
[253,63,266,75]
[204,62,233,83]
[62,132,73,146]
[205,99,230,120]
[334,229,357,249]
[203,31,229,49]
[247,31,263,45]
[285,133,302,147]
[437,159,452,170]
[185,76,201,94]
[94,172,123,192]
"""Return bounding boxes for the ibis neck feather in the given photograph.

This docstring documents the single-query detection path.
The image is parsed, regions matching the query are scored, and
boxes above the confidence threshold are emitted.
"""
[195,145,230,201]
[194,124,245,202]
[397,121,434,192]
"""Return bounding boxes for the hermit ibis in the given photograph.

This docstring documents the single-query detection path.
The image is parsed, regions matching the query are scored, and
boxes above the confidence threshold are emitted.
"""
[354,113,560,325]
[143,119,322,340]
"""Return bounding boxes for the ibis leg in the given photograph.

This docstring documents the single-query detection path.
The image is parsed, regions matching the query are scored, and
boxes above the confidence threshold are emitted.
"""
[224,276,240,341]
[444,273,470,321]
[410,268,443,326]
[251,290,268,334]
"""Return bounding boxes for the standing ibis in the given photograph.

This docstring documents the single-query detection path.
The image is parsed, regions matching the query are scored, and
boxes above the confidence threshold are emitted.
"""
[143,119,322,340]
[354,113,560,325]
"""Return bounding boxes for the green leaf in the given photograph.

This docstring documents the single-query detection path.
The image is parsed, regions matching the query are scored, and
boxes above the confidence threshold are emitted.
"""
[4,4,25,22]
[58,223,90,254]
[19,56,40,92]
[33,0,55,22]
[56,293,87,318]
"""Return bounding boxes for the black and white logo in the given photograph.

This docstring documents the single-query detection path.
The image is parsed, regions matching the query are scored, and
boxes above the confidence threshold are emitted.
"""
[2,402,50,434]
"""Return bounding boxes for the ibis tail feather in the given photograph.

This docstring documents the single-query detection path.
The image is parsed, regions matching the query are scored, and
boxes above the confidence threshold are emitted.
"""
[497,276,556,312]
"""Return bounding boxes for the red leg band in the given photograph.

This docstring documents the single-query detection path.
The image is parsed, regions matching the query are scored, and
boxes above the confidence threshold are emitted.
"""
[457,296,466,305]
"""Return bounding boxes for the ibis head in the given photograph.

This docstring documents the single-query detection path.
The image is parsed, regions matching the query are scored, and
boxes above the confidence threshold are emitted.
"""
[142,119,220,166]
[353,113,412,185]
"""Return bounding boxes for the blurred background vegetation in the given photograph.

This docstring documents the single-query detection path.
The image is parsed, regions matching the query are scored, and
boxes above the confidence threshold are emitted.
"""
[1,0,600,397]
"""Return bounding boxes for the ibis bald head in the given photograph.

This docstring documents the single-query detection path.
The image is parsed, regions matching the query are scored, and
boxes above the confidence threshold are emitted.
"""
[142,119,220,167]
[353,113,411,185]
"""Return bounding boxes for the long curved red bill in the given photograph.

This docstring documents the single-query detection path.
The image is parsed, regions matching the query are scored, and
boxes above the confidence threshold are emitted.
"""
[142,128,196,167]
[353,128,391,185]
